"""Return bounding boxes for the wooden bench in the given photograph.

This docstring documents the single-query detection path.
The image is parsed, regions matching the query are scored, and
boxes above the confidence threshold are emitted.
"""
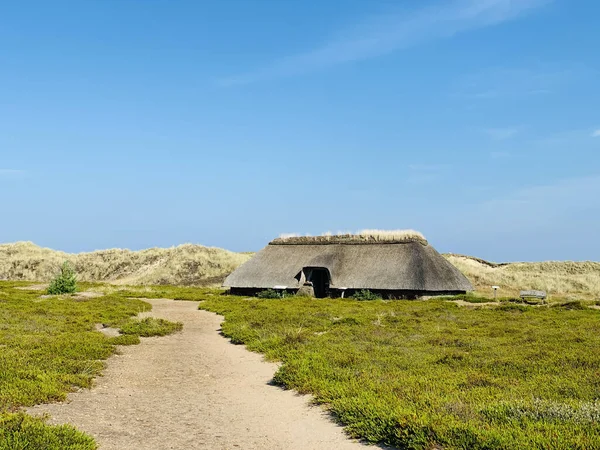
[520,290,547,303]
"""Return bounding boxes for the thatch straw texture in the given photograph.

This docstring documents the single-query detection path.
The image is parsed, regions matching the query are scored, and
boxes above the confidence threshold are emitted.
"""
[0,242,251,286]
[275,229,426,245]
[225,239,473,293]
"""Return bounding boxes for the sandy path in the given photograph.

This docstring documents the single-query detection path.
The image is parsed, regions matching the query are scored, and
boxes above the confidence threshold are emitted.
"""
[30,299,365,450]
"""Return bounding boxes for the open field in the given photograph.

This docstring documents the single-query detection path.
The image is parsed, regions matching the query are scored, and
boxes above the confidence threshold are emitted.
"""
[0,282,182,449]
[0,242,251,286]
[2,280,600,449]
[197,291,600,449]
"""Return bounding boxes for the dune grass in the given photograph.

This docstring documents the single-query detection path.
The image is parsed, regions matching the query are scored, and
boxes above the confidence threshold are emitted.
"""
[445,254,600,299]
[0,281,182,448]
[0,242,251,286]
[197,292,600,449]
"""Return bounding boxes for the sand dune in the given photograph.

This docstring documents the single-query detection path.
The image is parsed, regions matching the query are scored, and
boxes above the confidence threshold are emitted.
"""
[445,254,600,299]
[0,242,251,286]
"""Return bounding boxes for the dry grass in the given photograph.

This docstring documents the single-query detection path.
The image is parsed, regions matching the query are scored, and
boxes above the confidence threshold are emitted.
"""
[275,229,427,244]
[0,242,251,286]
[445,254,600,300]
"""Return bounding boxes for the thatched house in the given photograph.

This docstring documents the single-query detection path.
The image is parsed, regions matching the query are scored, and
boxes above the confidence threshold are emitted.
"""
[224,230,473,298]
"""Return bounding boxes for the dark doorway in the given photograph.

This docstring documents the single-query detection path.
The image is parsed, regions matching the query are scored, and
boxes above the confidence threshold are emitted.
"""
[306,267,330,298]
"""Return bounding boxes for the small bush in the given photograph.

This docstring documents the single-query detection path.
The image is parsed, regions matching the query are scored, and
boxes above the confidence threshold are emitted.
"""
[47,262,78,295]
[119,317,183,337]
[351,290,381,301]
[257,289,287,299]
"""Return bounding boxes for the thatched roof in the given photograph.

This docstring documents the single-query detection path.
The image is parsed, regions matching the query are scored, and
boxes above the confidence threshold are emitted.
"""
[272,230,427,246]
[224,232,473,293]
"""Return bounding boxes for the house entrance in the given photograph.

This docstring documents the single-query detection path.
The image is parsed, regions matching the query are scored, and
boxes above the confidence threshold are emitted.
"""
[304,267,330,298]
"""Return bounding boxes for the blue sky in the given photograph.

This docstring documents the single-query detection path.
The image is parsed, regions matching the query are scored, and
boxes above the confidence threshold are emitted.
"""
[1,0,599,261]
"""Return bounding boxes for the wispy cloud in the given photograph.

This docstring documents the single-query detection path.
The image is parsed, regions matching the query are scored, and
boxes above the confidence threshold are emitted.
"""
[446,174,600,260]
[592,129,600,138]
[219,0,549,86]
[406,163,449,185]
[452,66,578,100]
[532,128,597,147]
[478,175,600,229]
[484,127,519,140]
[408,164,449,172]
[0,169,25,176]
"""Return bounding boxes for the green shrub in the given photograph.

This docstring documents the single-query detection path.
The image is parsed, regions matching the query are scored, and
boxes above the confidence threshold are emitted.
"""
[47,262,78,295]
[257,289,287,299]
[119,317,183,337]
[351,289,381,301]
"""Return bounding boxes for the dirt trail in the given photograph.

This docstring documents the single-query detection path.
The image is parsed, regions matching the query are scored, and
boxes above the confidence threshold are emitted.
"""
[30,299,365,450]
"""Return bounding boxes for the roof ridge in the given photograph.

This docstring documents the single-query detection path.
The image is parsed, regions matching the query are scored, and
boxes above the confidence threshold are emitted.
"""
[270,235,428,245]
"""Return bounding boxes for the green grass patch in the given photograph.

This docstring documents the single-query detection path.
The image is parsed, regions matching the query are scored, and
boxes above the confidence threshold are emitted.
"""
[199,293,600,449]
[112,285,222,301]
[551,300,589,310]
[120,317,183,337]
[0,413,95,450]
[442,293,493,303]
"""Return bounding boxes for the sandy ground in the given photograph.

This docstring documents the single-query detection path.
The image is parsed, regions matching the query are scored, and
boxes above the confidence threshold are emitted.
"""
[30,299,366,450]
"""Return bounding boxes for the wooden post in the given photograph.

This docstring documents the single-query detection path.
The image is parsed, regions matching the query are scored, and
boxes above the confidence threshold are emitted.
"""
[492,286,500,301]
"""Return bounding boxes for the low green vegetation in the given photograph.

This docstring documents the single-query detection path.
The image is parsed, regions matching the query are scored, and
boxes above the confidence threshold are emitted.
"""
[442,293,497,303]
[198,293,600,449]
[551,300,589,310]
[108,285,224,301]
[0,414,95,450]
[350,289,382,300]
[0,281,182,448]
[47,261,78,295]
[4,279,598,449]
[120,317,183,337]
[257,289,288,299]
